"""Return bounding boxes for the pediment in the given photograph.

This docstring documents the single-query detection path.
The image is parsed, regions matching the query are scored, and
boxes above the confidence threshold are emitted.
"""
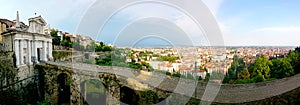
[29,16,47,26]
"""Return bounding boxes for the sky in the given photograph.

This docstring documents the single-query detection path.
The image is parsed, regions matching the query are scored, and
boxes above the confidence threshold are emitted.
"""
[1,0,300,46]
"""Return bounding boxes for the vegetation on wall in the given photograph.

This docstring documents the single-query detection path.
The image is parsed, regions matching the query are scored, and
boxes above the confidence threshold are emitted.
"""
[95,51,153,71]
[0,52,16,87]
[52,51,72,61]
[0,52,40,105]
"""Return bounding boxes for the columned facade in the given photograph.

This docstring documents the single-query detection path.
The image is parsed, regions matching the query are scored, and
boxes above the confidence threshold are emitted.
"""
[1,12,53,67]
[12,38,52,67]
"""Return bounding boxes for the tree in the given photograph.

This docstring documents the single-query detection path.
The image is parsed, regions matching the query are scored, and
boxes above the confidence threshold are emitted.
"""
[252,74,265,82]
[239,68,250,80]
[249,55,272,79]
[286,51,299,68]
[172,72,181,77]
[204,73,210,82]
[270,58,294,79]
[50,29,61,46]
[73,41,84,51]
[61,39,72,48]
[223,56,246,83]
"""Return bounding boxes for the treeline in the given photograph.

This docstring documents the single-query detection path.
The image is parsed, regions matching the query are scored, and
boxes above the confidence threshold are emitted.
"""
[224,47,300,84]
[157,54,180,63]
[95,50,154,71]
[51,30,112,52]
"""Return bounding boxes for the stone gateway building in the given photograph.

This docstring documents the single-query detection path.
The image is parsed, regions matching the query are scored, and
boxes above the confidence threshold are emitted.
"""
[0,11,53,67]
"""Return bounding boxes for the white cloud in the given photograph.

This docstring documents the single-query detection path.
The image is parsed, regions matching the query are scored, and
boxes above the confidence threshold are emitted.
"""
[0,0,96,32]
[237,26,300,46]
[202,0,224,16]
[253,26,300,32]
[174,15,210,46]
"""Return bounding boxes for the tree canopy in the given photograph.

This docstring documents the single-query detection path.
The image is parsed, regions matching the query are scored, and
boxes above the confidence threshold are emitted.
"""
[224,47,300,84]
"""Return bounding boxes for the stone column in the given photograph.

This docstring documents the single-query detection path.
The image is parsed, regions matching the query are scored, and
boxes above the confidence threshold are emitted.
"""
[42,41,47,61]
[14,39,20,66]
[30,40,33,63]
[27,40,31,64]
[47,41,50,60]
[49,41,53,60]
[19,40,24,65]
[33,40,37,62]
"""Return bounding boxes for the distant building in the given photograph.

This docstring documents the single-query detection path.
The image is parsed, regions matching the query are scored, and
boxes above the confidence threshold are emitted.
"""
[77,35,93,48]
[65,34,76,42]
[0,11,53,67]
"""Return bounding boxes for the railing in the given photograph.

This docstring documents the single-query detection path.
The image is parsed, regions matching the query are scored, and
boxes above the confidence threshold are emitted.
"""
[0,75,38,89]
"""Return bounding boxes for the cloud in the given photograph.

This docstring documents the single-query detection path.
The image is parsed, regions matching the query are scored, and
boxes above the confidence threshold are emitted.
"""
[174,15,210,46]
[253,26,300,32]
[0,0,96,32]
[236,26,300,46]
[202,0,224,16]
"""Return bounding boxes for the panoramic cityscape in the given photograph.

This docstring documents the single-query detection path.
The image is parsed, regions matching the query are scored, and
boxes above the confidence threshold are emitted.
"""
[1,0,300,105]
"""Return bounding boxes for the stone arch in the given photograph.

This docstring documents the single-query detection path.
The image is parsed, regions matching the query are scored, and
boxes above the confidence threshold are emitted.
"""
[80,79,107,105]
[57,73,71,105]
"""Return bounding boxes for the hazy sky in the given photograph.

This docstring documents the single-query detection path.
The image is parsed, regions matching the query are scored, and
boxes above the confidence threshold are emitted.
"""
[1,0,300,46]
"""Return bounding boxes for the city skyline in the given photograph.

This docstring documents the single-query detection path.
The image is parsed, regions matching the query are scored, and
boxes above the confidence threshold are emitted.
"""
[1,0,300,46]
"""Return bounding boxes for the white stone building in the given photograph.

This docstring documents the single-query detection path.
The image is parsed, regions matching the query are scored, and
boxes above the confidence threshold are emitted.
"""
[0,12,53,67]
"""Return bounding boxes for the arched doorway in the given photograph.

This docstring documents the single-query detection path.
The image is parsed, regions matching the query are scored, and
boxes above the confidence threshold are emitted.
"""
[57,73,70,105]
[81,79,107,105]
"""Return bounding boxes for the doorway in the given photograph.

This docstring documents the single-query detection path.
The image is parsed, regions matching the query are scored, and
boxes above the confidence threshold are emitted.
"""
[37,48,41,61]
[57,73,70,105]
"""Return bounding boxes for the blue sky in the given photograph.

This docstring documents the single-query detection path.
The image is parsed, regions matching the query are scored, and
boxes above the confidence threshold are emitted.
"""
[1,0,300,46]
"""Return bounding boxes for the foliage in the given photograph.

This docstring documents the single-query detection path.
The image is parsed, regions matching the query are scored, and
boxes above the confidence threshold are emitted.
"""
[72,40,84,51]
[52,51,72,61]
[157,54,179,63]
[249,55,272,79]
[96,54,112,66]
[252,74,265,82]
[172,72,181,77]
[234,79,254,84]
[239,68,250,80]
[0,52,16,87]
[223,55,246,83]
[61,39,72,48]
[224,46,300,84]
[37,100,51,105]
[286,51,300,74]
[270,58,294,79]
[139,90,159,104]
[95,42,112,52]
[95,51,152,71]
[205,73,210,81]
[50,29,61,46]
